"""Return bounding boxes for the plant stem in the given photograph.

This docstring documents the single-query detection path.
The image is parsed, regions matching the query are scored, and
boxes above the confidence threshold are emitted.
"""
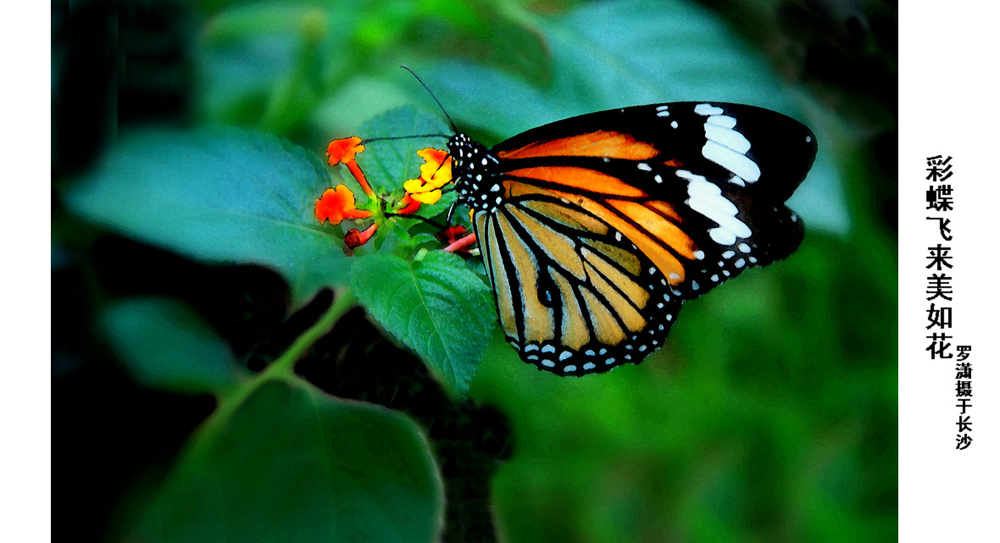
[200,288,357,440]
[266,287,358,379]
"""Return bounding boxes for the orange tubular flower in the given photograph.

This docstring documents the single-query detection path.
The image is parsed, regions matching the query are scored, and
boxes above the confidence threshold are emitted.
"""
[344,224,378,249]
[315,185,371,224]
[402,148,452,205]
[327,137,364,164]
[395,194,423,215]
[327,137,375,197]
[438,225,477,254]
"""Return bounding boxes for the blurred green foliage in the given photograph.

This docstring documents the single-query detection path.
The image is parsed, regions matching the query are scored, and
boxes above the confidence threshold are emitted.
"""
[53,0,896,541]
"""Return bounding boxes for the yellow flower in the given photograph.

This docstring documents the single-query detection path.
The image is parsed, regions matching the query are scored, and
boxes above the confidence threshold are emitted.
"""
[403,148,452,204]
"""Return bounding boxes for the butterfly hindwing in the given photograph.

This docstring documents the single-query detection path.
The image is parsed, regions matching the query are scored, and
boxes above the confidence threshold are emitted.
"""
[474,195,684,374]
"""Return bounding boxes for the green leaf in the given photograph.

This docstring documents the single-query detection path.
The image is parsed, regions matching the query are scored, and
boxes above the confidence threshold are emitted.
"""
[63,127,350,306]
[101,298,245,395]
[127,377,444,542]
[351,251,494,397]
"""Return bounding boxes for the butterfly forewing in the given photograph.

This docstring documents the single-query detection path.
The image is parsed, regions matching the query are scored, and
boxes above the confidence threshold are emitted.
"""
[451,102,817,375]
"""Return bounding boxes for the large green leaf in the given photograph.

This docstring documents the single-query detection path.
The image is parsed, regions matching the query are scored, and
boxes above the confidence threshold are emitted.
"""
[64,127,350,306]
[125,377,444,542]
[351,250,495,397]
[101,297,246,395]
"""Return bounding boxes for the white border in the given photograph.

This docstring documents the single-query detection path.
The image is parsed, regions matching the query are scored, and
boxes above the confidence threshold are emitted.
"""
[899,2,999,540]
[4,3,52,542]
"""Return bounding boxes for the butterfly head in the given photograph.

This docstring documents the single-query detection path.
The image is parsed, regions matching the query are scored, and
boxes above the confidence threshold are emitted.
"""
[447,133,484,174]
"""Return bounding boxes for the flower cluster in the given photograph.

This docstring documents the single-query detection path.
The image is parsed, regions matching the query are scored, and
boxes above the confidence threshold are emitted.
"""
[315,136,474,252]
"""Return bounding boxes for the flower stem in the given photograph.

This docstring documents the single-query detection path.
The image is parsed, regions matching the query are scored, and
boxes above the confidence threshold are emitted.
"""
[204,288,357,438]
[266,287,358,378]
[444,233,477,253]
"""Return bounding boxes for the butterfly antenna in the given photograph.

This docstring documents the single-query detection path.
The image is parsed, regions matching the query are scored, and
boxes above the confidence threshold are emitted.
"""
[361,134,449,144]
[400,64,457,133]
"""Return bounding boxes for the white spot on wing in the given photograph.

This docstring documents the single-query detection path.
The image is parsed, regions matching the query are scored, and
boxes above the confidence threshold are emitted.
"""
[694,103,724,116]
[702,141,761,182]
[680,170,752,243]
[706,115,737,128]
[705,123,751,153]
[710,228,737,245]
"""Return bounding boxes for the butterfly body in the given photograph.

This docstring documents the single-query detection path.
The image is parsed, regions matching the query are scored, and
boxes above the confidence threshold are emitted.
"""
[447,102,817,375]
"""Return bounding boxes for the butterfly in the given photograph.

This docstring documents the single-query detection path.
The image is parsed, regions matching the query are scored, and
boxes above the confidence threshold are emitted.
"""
[445,102,817,375]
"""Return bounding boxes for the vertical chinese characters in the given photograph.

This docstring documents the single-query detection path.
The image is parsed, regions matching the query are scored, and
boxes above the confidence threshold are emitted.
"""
[924,155,973,450]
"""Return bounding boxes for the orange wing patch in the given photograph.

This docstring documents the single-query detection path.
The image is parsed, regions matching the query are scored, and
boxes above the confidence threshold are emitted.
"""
[647,201,684,222]
[495,213,555,343]
[549,267,591,349]
[496,131,659,161]
[502,180,698,286]
[606,200,698,261]
[505,166,648,198]
[479,214,518,339]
